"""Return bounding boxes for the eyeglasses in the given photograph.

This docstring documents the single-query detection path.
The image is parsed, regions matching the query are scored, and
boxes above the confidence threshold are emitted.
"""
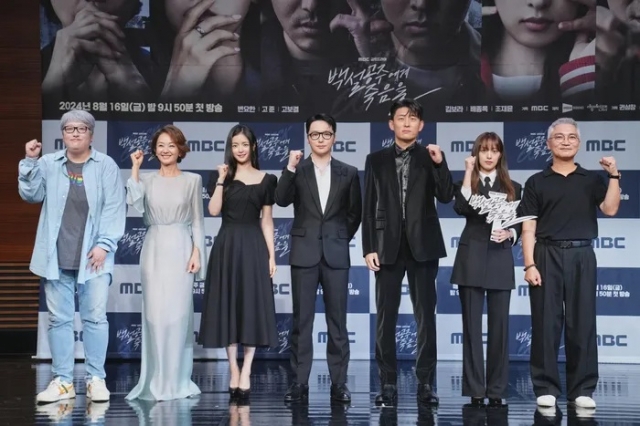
[308,132,334,141]
[551,133,579,143]
[63,126,90,134]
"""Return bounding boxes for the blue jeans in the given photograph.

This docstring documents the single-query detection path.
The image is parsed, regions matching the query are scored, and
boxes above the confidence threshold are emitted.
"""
[45,269,111,383]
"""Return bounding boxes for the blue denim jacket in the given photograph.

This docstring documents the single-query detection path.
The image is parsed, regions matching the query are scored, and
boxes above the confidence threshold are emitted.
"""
[18,148,126,284]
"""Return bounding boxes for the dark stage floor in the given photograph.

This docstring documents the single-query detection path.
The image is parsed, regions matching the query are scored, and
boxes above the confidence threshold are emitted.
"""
[1,359,639,425]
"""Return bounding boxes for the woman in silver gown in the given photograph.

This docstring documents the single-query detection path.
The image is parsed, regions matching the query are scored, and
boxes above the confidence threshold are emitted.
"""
[125,124,206,401]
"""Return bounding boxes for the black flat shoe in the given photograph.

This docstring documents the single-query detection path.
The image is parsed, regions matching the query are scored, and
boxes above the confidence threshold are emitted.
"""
[375,384,398,406]
[417,384,439,406]
[330,383,351,404]
[229,387,238,395]
[284,383,309,403]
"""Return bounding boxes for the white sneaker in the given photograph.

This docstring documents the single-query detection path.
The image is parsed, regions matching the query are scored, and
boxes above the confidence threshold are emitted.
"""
[536,395,557,407]
[36,378,76,404]
[86,377,110,402]
[574,396,596,408]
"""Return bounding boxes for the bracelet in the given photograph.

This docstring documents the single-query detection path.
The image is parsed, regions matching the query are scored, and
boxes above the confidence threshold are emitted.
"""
[216,182,224,187]
[524,264,536,271]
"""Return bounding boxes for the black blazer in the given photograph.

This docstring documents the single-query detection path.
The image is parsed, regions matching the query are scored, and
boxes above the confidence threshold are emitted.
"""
[362,145,454,264]
[450,179,523,290]
[275,157,362,269]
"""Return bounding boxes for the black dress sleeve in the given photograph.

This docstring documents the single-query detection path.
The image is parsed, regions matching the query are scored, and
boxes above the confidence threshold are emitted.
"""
[263,173,277,206]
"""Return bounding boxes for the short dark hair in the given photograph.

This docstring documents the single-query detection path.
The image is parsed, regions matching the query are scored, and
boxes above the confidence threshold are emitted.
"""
[150,125,190,163]
[305,113,337,134]
[389,98,424,120]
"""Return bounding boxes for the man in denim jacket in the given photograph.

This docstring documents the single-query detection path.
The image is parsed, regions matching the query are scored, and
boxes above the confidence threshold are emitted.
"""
[19,110,126,404]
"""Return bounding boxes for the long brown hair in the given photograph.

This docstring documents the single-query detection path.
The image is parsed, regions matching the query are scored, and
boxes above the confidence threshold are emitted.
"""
[470,132,516,201]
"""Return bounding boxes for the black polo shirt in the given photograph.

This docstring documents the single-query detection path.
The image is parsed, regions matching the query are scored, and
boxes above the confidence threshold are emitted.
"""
[517,164,607,240]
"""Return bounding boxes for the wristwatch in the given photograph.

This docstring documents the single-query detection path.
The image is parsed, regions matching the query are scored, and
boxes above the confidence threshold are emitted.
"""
[609,173,621,180]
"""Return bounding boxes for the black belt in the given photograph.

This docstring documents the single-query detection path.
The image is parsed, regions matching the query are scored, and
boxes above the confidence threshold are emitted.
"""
[538,239,592,249]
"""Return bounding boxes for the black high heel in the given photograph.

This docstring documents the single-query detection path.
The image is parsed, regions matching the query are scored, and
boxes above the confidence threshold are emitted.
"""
[229,387,239,397]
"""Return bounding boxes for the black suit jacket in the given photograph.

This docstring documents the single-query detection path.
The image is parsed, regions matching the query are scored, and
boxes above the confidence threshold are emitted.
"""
[362,145,454,264]
[450,180,523,290]
[275,157,362,269]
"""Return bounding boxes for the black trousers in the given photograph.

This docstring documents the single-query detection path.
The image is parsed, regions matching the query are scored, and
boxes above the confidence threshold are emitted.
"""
[375,232,438,385]
[290,257,349,385]
[530,242,599,400]
[458,286,511,399]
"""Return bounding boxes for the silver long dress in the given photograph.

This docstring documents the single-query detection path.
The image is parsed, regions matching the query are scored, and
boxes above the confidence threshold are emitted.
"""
[124,171,206,401]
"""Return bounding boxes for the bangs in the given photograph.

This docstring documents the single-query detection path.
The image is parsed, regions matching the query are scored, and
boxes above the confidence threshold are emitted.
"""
[478,137,502,152]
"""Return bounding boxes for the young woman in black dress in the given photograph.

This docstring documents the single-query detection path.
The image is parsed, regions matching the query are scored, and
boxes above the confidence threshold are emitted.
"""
[450,132,522,408]
[198,124,278,400]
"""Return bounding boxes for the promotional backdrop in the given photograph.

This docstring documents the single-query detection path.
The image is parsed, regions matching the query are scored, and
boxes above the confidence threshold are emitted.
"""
[35,0,639,363]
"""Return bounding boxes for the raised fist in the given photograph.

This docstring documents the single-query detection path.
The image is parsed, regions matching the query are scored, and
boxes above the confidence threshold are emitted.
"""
[25,139,42,159]
[465,156,476,171]
[426,144,443,164]
[288,150,303,168]
[130,149,144,168]
[217,164,229,180]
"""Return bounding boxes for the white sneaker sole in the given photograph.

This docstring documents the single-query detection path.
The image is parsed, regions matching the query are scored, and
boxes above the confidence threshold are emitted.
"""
[36,389,76,404]
[88,394,110,403]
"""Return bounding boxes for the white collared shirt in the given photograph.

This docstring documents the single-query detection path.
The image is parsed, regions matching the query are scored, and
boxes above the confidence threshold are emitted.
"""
[460,170,497,201]
[313,159,331,213]
[287,157,331,213]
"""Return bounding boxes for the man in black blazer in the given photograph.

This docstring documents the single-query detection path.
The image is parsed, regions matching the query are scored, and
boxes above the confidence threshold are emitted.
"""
[275,113,362,404]
[362,98,454,406]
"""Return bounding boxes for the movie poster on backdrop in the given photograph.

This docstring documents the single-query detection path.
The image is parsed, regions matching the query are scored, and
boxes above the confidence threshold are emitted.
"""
[40,0,500,122]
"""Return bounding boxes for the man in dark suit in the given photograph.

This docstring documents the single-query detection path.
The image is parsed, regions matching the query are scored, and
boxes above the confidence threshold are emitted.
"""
[275,113,362,404]
[362,98,454,406]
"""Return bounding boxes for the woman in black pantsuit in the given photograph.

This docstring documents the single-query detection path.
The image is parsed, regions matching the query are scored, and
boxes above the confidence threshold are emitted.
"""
[450,132,522,409]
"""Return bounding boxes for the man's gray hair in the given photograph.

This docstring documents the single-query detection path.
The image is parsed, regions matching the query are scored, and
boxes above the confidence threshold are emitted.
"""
[547,117,580,140]
[60,109,95,133]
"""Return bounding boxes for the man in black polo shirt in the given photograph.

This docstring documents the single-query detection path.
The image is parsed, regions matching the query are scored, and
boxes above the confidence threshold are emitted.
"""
[518,117,621,411]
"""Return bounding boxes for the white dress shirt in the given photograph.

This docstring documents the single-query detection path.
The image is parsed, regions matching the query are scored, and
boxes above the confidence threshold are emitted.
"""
[460,170,517,244]
[287,157,331,213]
[313,159,331,213]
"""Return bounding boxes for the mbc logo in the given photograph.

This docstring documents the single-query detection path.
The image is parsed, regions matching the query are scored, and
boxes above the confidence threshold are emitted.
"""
[120,282,142,294]
[531,105,549,112]
[592,237,626,249]
[55,138,64,150]
[74,330,84,342]
[518,285,529,297]
[318,331,356,344]
[451,237,460,248]
[586,140,625,152]
[451,332,488,344]
[450,141,474,153]
[597,334,627,347]
[273,283,290,295]
[401,284,410,295]
[187,140,225,152]
[333,141,356,152]
[205,236,214,247]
